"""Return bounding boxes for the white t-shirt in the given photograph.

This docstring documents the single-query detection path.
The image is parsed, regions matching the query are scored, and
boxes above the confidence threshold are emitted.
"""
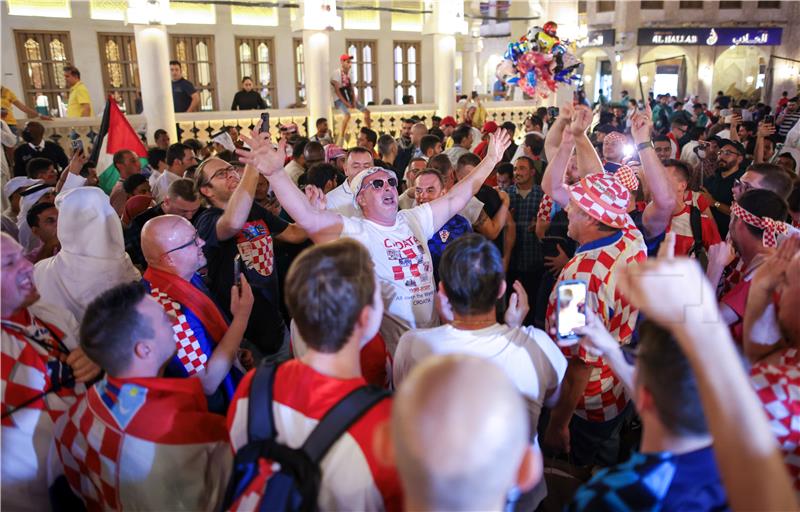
[326,179,359,218]
[393,323,567,430]
[340,204,438,354]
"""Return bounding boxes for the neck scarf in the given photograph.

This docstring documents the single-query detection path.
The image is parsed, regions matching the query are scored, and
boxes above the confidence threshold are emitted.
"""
[143,266,228,343]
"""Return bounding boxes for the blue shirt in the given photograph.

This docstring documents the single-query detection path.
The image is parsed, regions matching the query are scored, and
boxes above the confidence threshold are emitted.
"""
[506,184,544,271]
[569,446,729,511]
[427,214,472,281]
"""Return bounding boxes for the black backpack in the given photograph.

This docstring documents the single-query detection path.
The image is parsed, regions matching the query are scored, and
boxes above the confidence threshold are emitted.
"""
[223,362,390,512]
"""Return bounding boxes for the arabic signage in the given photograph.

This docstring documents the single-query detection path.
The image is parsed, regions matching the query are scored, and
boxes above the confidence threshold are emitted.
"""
[637,27,782,46]
[577,29,616,48]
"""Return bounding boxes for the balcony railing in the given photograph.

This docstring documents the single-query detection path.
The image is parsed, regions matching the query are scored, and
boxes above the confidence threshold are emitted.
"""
[31,100,542,152]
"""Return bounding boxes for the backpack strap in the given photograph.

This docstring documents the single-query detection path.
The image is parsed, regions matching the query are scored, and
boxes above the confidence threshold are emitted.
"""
[688,206,709,269]
[302,386,390,464]
[248,361,280,442]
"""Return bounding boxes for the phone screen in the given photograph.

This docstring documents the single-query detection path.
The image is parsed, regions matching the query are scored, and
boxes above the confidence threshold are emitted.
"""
[557,280,587,342]
[259,112,270,133]
[71,139,84,154]
[233,254,242,290]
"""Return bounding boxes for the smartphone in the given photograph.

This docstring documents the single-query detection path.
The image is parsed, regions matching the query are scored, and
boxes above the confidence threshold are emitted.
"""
[233,254,242,290]
[71,138,84,154]
[556,280,588,344]
[259,112,270,134]
[764,115,774,125]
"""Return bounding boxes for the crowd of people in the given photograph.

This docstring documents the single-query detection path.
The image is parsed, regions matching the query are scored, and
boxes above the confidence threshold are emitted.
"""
[1,80,799,512]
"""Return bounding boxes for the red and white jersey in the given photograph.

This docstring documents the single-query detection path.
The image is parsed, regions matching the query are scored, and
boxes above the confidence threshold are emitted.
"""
[52,376,231,512]
[684,190,711,212]
[546,231,646,422]
[667,204,721,256]
[227,360,402,512]
[1,303,86,512]
[750,348,800,497]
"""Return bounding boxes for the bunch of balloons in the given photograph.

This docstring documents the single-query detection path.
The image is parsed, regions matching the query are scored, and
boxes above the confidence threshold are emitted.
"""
[496,21,581,100]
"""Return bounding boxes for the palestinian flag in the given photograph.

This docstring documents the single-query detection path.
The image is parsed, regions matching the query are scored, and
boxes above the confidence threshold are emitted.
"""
[90,95,148,194]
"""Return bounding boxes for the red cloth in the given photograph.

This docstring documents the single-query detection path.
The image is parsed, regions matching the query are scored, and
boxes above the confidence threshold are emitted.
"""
[667,204,722,256]
[473,140,489,159]
[143,267,228,343]
[720,277,751,346]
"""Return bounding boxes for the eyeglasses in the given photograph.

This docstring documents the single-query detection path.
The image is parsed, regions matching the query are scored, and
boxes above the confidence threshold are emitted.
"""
[163,233,200,255]
[733,178,753,192]
[718,150,741,157]
[210,166,237,181]
[361,177,398,192]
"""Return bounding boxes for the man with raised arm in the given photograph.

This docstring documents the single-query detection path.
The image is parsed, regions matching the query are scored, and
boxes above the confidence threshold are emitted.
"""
[237,127,511,354]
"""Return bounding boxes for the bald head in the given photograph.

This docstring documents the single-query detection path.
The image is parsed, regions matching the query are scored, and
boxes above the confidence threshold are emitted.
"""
[140,215,199,272]
[392,354,536,511]
[411,122,428,146]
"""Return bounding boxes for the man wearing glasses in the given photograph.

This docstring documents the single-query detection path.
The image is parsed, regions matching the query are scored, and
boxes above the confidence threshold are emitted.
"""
[237,126,511,355]
[701,139,746,238]
[140,215,255,414]
[194,157,306,362]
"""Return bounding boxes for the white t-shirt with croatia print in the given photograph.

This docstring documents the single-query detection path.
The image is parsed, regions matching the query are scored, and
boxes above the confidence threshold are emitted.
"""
[340,204,438,354]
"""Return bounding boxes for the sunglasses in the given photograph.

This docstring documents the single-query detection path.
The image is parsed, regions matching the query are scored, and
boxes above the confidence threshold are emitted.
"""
[361,177,398,191]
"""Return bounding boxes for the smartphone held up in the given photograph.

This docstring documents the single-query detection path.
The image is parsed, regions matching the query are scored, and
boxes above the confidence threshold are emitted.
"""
[556,280,588,346]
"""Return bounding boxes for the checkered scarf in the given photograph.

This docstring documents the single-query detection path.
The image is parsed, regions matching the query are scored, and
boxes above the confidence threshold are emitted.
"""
[731,202,790,248]
[143,267,228,342]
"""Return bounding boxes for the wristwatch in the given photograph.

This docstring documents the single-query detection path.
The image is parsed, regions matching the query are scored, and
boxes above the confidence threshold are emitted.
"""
[636,140,654,152]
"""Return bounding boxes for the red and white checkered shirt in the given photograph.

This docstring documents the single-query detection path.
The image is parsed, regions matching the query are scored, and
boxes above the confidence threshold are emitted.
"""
[750,348,800,497]
[546,231,646,422]
[2,305,86,511]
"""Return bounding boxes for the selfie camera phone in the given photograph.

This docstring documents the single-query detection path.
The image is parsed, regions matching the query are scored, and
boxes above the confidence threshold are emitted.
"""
[71,138,84,154]
[234,254,243,290]
[556,280,588,344]
[259,112,270,133]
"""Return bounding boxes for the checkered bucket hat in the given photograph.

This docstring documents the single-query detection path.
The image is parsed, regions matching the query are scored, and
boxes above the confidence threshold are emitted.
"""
[569,173,631,229]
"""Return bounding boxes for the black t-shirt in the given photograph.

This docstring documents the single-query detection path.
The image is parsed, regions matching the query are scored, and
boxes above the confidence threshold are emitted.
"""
[196,203,288,305]
[703,166,745,239]
[476,185,504,253]
[172,78,197,112]
[231,90,267,111]
[13,141,69,176]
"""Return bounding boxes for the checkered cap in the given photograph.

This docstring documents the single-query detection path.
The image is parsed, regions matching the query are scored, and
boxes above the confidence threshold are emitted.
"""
[324,144,346,163]
[569,173,631,229]
[603,131,627,146]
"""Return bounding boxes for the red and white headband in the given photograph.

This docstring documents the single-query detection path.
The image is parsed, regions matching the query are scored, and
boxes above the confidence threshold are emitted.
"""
[731,202,789,248]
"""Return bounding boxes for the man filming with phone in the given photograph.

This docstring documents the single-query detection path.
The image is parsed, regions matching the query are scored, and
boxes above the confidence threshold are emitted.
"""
[541,112,647,467]
[193,126,307,363]
[140,214,254,414]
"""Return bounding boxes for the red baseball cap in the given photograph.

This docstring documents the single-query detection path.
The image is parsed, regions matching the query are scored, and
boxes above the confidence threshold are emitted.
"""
[482,121,499,134]
[340,54,353,62]
[440,116,457,128]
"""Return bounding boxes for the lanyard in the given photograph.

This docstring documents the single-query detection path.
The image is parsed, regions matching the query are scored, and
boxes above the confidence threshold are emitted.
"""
[1,316,70,357]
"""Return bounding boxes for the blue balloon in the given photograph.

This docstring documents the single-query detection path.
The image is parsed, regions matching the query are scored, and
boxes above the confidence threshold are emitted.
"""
[551,43,567,56]
[526,70,537,87]
[507,76,520,85]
